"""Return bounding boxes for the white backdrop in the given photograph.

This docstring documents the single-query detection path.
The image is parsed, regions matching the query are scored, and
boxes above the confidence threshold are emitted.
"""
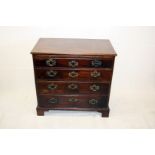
[0,26,155,128]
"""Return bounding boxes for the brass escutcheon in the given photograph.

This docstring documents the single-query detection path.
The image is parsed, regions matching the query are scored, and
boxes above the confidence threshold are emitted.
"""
[46,58,56,67]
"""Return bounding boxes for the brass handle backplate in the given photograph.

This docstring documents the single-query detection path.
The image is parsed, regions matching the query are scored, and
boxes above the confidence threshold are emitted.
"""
[46,58,56,67]
[68,60,78,67]
[68,83,78,90]
[47,70,57,77]
[68,71,78,78]
[90,70,101,78]
[48,83,58,90]
[48,97,58,104]
[89,99,98,105]
[90,84,100,91]
[91,59,102,67]
[68,97,79,102]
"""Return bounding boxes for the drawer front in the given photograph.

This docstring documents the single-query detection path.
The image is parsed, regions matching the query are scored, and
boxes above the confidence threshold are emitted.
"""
[38,95,108,108]
[37,81,110,94]
[33,55,114,68]
[35,68,112,81]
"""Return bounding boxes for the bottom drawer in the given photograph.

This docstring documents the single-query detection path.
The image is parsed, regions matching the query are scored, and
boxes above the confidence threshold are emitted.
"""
[38,95,108,108]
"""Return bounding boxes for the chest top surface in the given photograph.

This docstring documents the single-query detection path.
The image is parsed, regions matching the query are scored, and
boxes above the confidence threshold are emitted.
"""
[31,38,116,56]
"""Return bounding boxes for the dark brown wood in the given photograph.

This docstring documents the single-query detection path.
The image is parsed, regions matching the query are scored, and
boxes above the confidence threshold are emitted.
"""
[36,106,44,116]
[34,68,112,81]
[36,105,110,117]
[36,81,110,94]
[31,38,117,56]
[31,38,117,117]
[33,54,114,68]
[98,107,110,117]
[38,94,108,108]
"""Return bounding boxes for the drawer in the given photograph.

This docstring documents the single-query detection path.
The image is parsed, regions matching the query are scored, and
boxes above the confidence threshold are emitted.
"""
[33,55,114,68]
[34,68,112,81]
[38,95,108,108]
[37,81,110,94]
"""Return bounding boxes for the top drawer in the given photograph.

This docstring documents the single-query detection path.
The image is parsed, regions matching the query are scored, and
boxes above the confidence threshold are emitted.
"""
[33,55,114,68]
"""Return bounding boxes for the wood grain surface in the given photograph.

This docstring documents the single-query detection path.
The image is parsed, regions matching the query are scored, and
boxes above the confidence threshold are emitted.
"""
[31,38,117,55]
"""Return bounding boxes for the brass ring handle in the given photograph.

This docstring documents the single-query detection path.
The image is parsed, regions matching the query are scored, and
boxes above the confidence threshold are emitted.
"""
[68,97,79,102]
[89,99,98,105]
[90,70,101,78]
[91,59,102,67]
[68,60,78,67]
[90,84,100,91]
[68,71,78,78]
[68,83,78,90]
[48,83,58,90]
[47,70,57,77]
[48,97,58,104]
[46,58,56,67]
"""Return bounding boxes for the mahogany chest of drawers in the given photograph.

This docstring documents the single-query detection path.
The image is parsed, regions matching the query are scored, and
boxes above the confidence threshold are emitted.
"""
[31,38,117,117]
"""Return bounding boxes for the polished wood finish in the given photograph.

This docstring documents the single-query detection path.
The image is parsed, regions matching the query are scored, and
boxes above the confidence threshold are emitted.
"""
[31,38,117,56]
[36,81,110,94]
[38,94,108,108]
[33,54,114,68]
[34,68,112,81]
[31,38,116,117]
